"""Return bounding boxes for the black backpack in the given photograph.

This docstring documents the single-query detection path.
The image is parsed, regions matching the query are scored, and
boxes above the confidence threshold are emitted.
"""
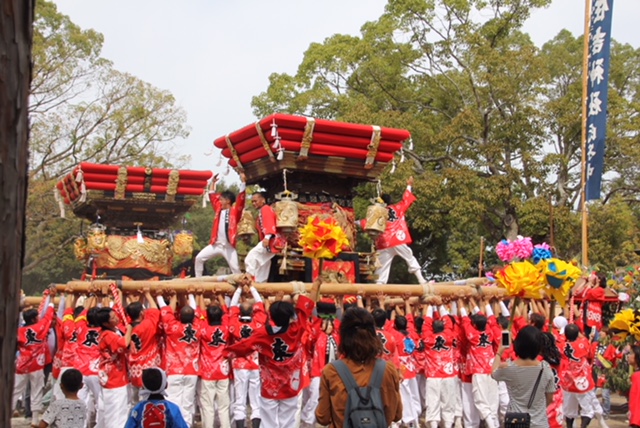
[331,359,387,428]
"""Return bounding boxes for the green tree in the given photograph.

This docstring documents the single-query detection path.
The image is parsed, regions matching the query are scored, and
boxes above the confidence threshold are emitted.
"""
[22,1,191,292]
[251,0,640,277]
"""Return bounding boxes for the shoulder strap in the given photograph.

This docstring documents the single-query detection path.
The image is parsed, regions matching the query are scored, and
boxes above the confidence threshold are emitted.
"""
[369,359,386,389]
[527,365,545,409]
[332,360,359,392]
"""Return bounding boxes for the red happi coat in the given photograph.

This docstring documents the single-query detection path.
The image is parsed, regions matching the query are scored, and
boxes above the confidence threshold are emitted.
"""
[98,328,129,389]
[228,302,268,371]
[60,308,80,368]
[560,337,594,393]
[461,315,500,375]
[375,188,416,250]
[308,317,341,378]
[226,295,315,400]
[160,307,201,376]
[386,315,420,380]
[128,308,162,388]
[75,313,101,377]
[422,315,458,378]
[16,307,55,374]
[208,188,246,247]
[198,306,231,381]
[256,204,282,253]
[582,287,605,330]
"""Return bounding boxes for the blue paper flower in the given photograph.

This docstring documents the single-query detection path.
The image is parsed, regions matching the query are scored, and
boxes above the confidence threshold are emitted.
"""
[532,247,553,265]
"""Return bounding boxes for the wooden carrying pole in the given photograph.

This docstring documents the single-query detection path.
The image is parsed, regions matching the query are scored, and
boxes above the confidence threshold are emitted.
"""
[54,277,503,299]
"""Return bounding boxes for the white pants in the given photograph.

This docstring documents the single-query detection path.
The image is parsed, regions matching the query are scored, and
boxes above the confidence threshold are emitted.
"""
[233,369,261,420]
[425,377,457,425]
[199,378,231,428]
[301,377,320,424]
[400,377,421,423]
[244,244,275,282]
[101,385,129,428]
[260,394,301,428]
[471,374,499,428]
[563,390,595,419]
[12,370,45,425]
[453,376,462,418]
[196,243,241,276]
[79,375,102,428]
[461,381,480,428]
[375,244,426,284]
[167,374,198,426]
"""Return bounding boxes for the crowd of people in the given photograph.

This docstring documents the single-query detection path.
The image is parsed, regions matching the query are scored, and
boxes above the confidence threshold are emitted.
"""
[13,271,632,428]
[13,177,640,428]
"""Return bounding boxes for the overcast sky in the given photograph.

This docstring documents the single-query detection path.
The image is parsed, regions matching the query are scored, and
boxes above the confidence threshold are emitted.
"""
[53,0,639,178]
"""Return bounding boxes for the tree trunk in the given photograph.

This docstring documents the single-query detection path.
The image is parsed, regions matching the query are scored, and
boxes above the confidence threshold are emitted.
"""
[0,0,35,425]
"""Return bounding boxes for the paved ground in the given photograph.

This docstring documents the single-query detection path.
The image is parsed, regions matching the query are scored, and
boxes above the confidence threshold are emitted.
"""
[11,393,632,427]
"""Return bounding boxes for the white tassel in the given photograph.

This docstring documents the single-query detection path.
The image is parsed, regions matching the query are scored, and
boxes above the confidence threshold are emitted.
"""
[408,139,414,150]
[216,153,222,167]
[224,165,230,176]
[270,119,278,137]
[400,149,405,163]
[390,159,396,174]
[202,192,207,208]
[54,188,65,218]
[137,226,145,244]
[277,149,284,161]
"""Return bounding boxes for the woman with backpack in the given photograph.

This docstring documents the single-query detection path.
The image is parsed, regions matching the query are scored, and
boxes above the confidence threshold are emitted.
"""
[316,306,402,428]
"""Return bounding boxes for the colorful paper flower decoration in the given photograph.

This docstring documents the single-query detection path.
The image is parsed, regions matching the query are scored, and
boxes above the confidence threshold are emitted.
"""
[298,215,350,259]
[609,308,640,341]
[539,258,582,306]
[496,261,545,299]
[495,236,534,262]
[496,239,517,262]
[532,243,553,265]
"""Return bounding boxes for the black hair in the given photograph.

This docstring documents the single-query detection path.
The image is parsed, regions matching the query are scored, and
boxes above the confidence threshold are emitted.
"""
[596,272,607,288]
[220,190,236,205]
[207,305,223,326]
[180,306,195,324]
[269,301,295,329]
[96,307,114,329]
[514,326,542,360]
[433,320,445,334]
[73,306,85,319]
[22,308,39,326]
[540,332,561,366]
[565,324,580,341]
[381,194,392,205]
[126,302,144,321]
[253,191,268,201]
[497,315,509,330]
[142,368,164,391]
[414,316,424,334]
[394,315,408,334]
[529,313,546,330]
[87,307,100,327]
[317,301,337,315]
[471,313,487,332]
[372,308,388,329]
[60,368,83,393]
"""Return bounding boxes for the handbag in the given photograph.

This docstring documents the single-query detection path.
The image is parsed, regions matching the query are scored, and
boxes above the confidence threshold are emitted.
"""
[504,365,544,428]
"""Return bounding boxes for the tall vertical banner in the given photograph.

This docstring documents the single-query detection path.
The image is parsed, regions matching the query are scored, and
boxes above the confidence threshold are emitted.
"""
[585,0,614,200]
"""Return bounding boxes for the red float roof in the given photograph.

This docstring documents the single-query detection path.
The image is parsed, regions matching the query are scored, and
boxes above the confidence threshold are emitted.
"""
[213,113,411,183]
[56,162,213,229]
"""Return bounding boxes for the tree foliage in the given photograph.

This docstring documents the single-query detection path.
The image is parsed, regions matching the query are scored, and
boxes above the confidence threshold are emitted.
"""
[252,0,640,278]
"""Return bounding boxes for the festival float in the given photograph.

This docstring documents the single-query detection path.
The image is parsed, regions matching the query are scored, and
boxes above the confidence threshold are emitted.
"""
[45,114,502,300]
